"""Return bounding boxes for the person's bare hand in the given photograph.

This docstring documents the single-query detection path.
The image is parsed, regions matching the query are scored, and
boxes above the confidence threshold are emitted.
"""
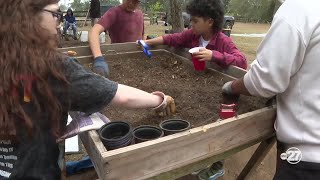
[193,48,213,61]
[152,91,176,116]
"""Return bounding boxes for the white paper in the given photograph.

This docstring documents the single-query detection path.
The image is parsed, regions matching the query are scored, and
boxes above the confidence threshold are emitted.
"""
[65,114,80,153]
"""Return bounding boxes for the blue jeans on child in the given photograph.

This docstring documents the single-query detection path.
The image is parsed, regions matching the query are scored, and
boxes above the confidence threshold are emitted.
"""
[63,22,77,38]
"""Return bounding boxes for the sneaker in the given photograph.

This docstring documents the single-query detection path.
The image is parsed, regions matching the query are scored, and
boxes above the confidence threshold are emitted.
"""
[191,168,205,175]
[197,168,225,180]
[197,161,225,180]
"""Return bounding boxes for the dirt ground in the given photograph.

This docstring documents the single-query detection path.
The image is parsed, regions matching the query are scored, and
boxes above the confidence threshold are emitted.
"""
[103,53,265,128]
[65,22,277,180]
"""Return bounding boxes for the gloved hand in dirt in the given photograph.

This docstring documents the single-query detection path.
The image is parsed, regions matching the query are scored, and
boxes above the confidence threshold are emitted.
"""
[222,81,235,95]
[93,56,109,77]
[151,91,176,116]
[222,81,240,103]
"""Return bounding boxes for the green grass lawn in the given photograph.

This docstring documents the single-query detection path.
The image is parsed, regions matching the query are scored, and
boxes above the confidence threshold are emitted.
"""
[231,23,270,63]
[232,22,270,34]
[232,36,264,63]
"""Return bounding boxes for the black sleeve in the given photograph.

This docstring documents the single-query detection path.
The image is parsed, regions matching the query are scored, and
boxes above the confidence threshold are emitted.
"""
[63,58,118,114]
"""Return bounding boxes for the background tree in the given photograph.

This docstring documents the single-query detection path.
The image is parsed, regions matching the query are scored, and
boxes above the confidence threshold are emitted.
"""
[223,0,232,13]
[170,0,184,32]
[70,0,90,11]
[100,0,120,6]
[228,0,281,23]
[59,4,68,11]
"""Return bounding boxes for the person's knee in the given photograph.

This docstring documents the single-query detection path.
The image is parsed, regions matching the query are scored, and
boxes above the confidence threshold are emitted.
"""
[64,24,69,30]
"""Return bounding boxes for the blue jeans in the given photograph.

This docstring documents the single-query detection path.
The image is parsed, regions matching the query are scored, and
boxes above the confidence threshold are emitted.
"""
[63,22,77,38]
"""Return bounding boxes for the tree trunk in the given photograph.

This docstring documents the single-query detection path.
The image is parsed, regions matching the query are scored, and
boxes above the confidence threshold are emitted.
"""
[170,0,184,33]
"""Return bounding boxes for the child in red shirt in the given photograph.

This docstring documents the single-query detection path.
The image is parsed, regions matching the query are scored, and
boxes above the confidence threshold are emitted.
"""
[142,0,247,71]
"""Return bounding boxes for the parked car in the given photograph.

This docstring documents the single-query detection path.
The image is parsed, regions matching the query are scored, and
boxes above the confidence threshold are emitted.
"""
[223,16,235,29]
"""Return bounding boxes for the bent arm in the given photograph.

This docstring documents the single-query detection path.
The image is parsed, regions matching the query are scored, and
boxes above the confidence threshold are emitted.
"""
[110,84,162,108]
[89,24,105,58]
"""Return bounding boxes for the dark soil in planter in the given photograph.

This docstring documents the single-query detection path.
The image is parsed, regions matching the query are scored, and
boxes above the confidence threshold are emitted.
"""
[101,53,266,129]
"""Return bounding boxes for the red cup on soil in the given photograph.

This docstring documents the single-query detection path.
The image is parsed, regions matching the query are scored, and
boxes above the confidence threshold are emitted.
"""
[189,47,206,72]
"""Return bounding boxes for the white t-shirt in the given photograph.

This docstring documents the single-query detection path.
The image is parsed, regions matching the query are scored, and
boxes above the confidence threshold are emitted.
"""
[244,0,320,163]
[199,36,210,48]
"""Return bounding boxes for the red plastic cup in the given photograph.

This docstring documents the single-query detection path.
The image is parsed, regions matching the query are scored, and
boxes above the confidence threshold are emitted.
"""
[191,55,206,72]
[189,47,206,72]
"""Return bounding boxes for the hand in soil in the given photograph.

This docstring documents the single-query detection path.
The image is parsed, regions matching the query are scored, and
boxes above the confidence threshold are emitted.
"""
[222,81,234,94]
[152,91,176,116]
[221,92,240,104]
[93,56,109,77]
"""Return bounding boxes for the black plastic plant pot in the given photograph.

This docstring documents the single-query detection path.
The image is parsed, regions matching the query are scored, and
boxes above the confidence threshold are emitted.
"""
[159,119,191,136]
[133,125,164,143]
[99,121,133,150]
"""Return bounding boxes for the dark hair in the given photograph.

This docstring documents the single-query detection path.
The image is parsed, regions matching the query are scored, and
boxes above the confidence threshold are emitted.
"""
[67,8,74,16]
[186,0,225,33]
[0,0,68,139]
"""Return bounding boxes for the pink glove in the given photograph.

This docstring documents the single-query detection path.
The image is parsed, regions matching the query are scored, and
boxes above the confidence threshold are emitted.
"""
[151,91,176,116]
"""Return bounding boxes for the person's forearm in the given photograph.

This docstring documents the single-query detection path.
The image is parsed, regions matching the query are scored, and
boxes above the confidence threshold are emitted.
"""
[145,36,164,46]
[232,78,251,96]
[111,84,162,108]
[89,28,102,58]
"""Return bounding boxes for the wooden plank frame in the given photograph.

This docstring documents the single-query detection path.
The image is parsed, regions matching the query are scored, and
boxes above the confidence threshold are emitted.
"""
[59,44,276,180]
